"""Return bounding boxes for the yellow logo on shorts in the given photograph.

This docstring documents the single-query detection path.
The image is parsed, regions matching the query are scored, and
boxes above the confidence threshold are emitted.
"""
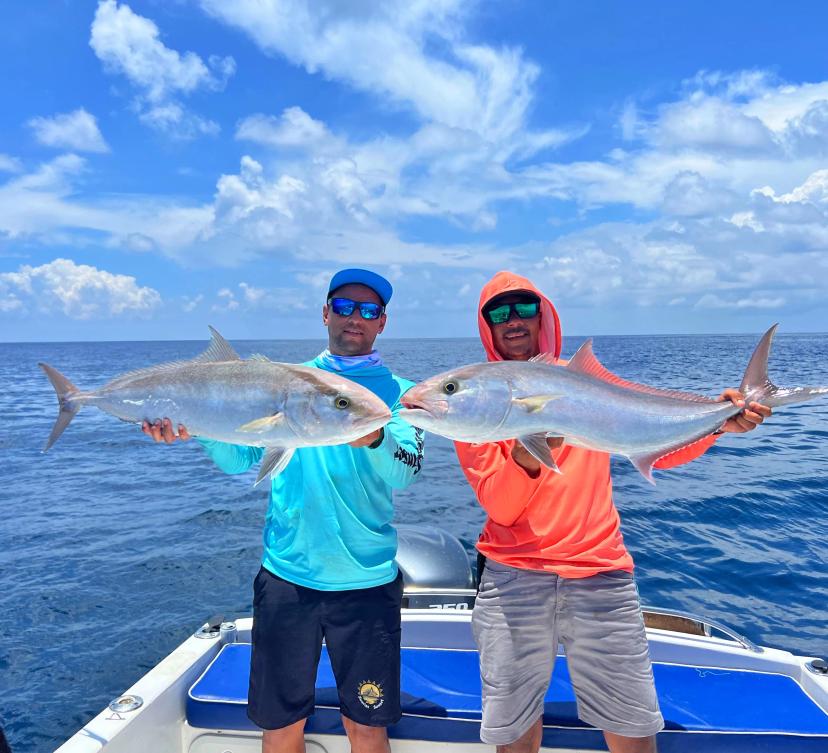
[357,680,384,710]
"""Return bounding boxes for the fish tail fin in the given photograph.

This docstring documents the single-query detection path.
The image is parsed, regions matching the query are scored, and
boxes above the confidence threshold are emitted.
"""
[739,324,828,408]
[39,362,82,452]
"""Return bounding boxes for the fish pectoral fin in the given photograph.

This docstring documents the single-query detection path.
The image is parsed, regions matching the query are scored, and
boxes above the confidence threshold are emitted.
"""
[628,453,660,485]
[512,395,560,413]
[518,434,561,473]
[254,447,295,486]
[237,413,284,433]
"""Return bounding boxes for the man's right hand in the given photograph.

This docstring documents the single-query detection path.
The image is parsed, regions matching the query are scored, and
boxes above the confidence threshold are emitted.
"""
[511,436,563,476]
[142,417,191,444]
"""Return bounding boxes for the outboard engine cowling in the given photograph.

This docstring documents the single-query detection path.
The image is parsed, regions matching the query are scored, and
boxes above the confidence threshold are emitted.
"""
[396,525,476,610]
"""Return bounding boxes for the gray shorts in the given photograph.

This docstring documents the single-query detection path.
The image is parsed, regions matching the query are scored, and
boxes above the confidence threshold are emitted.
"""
[472,561,664,744]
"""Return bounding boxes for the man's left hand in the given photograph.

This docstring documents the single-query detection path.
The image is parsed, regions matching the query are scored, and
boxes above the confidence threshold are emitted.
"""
[348,428,383,448]
[717,388,772,433]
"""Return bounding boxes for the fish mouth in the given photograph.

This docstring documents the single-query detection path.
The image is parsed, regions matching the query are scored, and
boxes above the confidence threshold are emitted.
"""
[399,397,448,418]
[359,406,392,427]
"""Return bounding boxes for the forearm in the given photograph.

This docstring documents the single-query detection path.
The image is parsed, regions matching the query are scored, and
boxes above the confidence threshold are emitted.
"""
[364,420,424,489]
[198,438,263,475]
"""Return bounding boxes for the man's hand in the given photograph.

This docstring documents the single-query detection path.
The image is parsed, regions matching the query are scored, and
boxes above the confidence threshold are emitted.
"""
[348,428,383,448]
[717,389,772,434]
[511,436,564,476]
[141,417,191,444]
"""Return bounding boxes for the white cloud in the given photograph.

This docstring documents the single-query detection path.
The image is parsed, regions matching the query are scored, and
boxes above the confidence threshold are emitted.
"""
[233,107,581,236]
[695,293,786,310]
[4,50,828,329]
[513,69,828,218]
[207,282,313,314]
[682,69,778,103]
[139,102,220,138]
[239,282,265,304]
[661,171,739,218]
[756,168,828,205]
[743,81,828,133]
[210,4,585,237]
[0,154,23,173]
[619,100,640,141]
[198,154,515,268]
[296,269,335,292]
[656,96,776,154]
[529,164,828,315]
[237,107,332,149]
[0,259,161,319]
[199,0,566,153]
[0,154,213,254]
[90,0,232,101]
[181,293,203,312]
[90,0,233,137]
[212,287,240,312]
[27,109,109,153]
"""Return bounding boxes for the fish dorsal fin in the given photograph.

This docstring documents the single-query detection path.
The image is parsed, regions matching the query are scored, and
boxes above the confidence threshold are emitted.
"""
[249,353,271,362]
[103,327,240,388]
[529,352,558,366]
[192,326,241,363]
[566,340,715,404]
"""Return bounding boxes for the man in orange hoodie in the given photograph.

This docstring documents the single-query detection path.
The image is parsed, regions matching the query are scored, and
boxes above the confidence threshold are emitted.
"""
[455,271,771,753]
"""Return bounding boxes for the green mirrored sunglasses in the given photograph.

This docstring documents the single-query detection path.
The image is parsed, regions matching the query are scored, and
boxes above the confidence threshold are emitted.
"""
[484,300,540,325]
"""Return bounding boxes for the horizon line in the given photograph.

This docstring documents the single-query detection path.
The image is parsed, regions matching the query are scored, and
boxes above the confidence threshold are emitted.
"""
[3,330,828,346]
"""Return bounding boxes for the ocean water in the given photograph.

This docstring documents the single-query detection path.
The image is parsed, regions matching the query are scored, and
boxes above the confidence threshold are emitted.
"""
[1,333,827,752]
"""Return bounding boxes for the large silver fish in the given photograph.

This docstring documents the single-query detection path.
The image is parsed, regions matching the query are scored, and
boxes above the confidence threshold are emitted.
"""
[399,325,828,482]
[40,327,391,483]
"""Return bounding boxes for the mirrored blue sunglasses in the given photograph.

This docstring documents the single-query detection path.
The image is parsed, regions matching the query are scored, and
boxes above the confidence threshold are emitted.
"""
[328,297,385,320]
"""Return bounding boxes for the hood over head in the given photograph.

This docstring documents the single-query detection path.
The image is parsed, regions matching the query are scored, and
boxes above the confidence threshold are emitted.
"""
[477,271,562,362]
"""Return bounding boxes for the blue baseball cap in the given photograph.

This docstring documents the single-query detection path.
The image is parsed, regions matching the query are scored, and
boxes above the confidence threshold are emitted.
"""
[327,268,393,306]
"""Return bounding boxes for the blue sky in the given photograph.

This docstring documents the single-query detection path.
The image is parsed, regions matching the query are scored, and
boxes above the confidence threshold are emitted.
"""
[2,0,828,342]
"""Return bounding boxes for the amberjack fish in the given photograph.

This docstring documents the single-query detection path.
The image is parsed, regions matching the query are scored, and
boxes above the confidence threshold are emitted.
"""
[40,327,391,484]
[399,325,828,482]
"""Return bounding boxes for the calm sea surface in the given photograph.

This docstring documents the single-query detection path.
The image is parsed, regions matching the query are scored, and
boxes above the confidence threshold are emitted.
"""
[1,334,827,752]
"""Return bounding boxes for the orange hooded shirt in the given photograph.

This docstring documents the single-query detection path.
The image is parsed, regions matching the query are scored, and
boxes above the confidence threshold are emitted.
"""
[454,271,716,578]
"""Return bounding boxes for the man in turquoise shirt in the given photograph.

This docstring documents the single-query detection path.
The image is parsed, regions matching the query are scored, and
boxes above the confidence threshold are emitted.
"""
[143,268,423,753]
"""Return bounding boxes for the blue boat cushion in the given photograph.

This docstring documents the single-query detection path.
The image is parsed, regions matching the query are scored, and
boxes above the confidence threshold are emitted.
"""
[188,643,828,742]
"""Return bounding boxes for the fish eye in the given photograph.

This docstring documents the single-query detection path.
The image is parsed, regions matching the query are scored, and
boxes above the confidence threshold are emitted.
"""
[442,380,459,395]
[334,395,351,410]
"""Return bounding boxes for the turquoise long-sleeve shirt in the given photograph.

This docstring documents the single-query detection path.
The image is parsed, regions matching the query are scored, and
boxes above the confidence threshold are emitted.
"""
[198,355,424,590]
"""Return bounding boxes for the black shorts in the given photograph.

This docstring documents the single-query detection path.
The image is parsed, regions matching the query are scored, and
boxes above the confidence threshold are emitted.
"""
[247,566,403,730]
